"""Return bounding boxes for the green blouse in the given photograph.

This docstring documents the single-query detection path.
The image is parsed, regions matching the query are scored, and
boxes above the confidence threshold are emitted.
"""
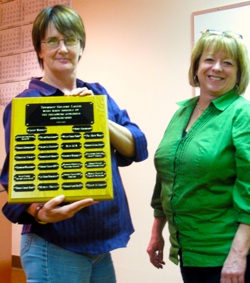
[152,89,250,267]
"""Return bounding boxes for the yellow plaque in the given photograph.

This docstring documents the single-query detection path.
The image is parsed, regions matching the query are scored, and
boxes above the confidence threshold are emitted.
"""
[8,95,113,203]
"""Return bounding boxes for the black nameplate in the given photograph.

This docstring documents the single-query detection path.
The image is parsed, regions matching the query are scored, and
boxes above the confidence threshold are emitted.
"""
[84,132,104,139]
[14,184,35,191]
[14,174,35,182]
[26,102,94,126]
[84,151,105,159]
[38,183,60,191]
[62,182,84,190]
[38,173,59,180]
[62,172,83,179]
[85,171,106,178]
[61,152,82,159]
[15,135,36,142]
[85,161,106,168]
[86,181,107,189]
[61,162,83,169]
[38,163,59,170]
[15,144,36,151]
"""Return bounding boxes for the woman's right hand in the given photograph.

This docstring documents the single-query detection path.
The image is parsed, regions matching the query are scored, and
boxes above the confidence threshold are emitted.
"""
[147,217,166,269]
[147,232,165,269]
[64,87,93,97]
[27,195,98,223]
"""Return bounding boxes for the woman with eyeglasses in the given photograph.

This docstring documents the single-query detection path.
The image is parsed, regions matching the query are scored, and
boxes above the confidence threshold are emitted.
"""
[147,30,250,283]
[0,5,148,283]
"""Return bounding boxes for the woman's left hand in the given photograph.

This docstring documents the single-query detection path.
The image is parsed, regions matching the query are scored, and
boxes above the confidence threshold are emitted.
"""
[64,87,93,96]
[220,223,250,283]
[221,253,246,283]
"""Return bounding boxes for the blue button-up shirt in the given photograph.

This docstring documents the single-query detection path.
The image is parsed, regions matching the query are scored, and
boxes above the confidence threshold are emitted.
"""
[0,78,148,254]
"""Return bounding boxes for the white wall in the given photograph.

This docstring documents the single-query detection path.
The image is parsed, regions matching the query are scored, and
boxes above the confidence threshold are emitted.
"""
[0,0,248,282]
[72,1,249,282]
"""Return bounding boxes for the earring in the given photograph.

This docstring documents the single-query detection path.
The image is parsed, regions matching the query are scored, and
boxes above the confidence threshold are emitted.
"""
[194,75,199,86]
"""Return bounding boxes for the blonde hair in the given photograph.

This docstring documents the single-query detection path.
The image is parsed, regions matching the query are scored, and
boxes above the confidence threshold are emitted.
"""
[188,31,250,95]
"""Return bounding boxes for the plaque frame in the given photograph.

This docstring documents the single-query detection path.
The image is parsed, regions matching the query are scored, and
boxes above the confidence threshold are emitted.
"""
[8,95,113,203]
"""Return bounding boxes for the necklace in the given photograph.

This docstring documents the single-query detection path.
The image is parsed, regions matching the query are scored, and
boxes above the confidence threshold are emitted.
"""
[196,103,206,111]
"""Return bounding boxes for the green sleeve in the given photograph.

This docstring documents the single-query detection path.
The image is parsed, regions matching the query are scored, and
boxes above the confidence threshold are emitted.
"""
[233,103,250,225]
[151,174,166,218]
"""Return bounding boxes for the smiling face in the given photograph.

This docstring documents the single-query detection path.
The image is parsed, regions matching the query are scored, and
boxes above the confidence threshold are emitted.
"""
[196,48,238,98]
[39,22,83,78]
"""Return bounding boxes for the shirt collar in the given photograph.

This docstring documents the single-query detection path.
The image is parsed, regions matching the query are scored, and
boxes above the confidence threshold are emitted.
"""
[211,88,239,111]
[29,77,85,96]
[176,88,239,111]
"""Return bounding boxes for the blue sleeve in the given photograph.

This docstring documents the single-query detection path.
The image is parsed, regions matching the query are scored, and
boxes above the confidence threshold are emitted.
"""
[85,82,148,166]
[108,99,148,166]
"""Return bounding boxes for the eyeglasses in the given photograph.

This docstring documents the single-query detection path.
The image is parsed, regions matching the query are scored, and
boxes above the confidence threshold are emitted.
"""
[203,29,243,39]
[41,36,79,48]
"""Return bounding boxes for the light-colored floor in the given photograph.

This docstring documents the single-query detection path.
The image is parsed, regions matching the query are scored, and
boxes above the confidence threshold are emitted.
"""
[12,268,26,283]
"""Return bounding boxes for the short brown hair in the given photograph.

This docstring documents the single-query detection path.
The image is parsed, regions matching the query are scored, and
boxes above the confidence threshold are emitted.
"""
[32,5,86,68]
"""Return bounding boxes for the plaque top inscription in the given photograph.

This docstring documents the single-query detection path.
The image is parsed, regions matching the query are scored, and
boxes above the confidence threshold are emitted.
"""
[26,102,94,126]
